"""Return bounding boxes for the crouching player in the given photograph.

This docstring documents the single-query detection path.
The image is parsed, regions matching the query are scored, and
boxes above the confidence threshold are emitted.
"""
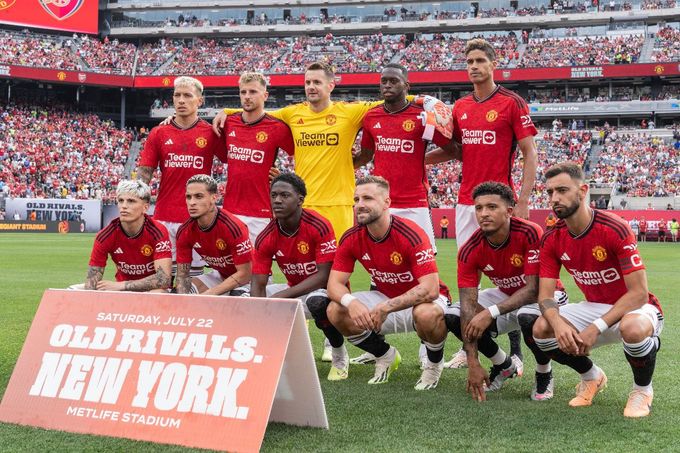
[83,180,172,292]
[534,163,663,417]
[250,173,348,380]
[446,182,568,402]
[175,175,252,295]
[327,176,449,389]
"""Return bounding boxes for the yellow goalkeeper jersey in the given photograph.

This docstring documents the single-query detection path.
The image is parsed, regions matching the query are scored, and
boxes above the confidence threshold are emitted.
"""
[268,101,381,207]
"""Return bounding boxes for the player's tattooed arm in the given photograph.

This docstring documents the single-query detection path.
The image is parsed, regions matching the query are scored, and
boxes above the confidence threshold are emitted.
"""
[175,263,192,294]
[136,166,154,184]
[459,287,482,359]
[84,266,105,290]
[539,298,559,315]
[497,275,539,314]
[123,267,171,292]
[384,285,431,312]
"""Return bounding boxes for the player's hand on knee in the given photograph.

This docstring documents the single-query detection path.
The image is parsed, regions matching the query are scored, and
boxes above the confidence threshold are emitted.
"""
[466,363,490,402]
[212,111,227,136]
[369,302,389,332]
[465,310,492,341]
[577,324,599,356]
[554,322,582,355]
[348,300,373,331]
[159,115,174,126]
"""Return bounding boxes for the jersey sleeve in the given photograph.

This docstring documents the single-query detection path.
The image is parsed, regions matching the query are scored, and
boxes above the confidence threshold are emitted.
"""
[252,235,273,276]
[230,223,253,266]
[360,119,376,151]
[524,224,543,276]
[456,249,480,288]
[539,231,561,279]
[451,104,462,142]
[277,122,295,156]
[409,238,438,280]
[314,222,337,264]
[175,226,193,265]
[331,237,356,273]
[431,127,451,148]
[267,106,290,123]
[613,225,646,275]
[212,129,228,163]
[510,98,538,141]
[347,101,383,128]
[152,224,172,261]
[138,127,161,167]
[88,234,110,268]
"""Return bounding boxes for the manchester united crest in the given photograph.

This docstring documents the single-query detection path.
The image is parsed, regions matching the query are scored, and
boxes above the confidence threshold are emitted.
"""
[297,241,310,254]
[486,110,499,122]
[325,114,337,125]
[390,251,403,265]
[162,77,172,87]
[39,0,84,21]
[141,244,153,257]
[510,254,523,267]
[215,239,227,251]
[654,65,665,75]
[0,0,16,11]
[256,131,268,143]
[402,119,415,132]
[592,245,607,262]
[196,137,208,148]
[56,71,66,81]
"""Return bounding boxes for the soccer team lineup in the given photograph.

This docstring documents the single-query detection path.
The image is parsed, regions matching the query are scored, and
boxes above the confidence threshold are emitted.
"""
[54,37,665,423]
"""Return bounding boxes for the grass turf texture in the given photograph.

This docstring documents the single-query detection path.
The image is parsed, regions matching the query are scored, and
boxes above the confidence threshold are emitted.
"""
[0,234,678,452]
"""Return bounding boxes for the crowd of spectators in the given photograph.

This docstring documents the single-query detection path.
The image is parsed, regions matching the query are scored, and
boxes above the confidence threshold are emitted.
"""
[526,84,680,103]
[0,103,132,202]
[75,35,136,75]
[650,26,680,63]
[591,132,679,197]
[519,34,644,67]
[641,0,676,8]
[0,31,81,71]
[135,40,183,75]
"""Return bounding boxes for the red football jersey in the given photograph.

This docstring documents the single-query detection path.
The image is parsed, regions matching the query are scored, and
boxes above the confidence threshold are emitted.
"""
[223,113,294,217]
[176,209,252,278]
[452,86,537,205]
[253,209,336,286]
[139,119,227,222]
[333,216,450,299]
[458,217,541,296]
[361,103,450,208]
[540,210,661,311]
[89,215,172,282]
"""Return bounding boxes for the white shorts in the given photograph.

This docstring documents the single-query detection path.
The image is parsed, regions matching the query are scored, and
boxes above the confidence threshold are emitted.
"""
[265,283,328,319]
[558,301,664,348]
[194,270,250,296]
[446,287,568,337]
[351,290,448,335]
[234,214,271,246]
[158,220,205,270]
[455,204,477,249]
[390,207,437,254]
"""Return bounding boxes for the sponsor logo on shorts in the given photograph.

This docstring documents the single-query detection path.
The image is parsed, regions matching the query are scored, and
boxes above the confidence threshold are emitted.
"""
[592,245,607,262]
[390,251,403,265]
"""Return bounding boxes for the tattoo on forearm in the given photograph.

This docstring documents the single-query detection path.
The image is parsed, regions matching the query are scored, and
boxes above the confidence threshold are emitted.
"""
[459,287,480,355]
[175,264,192,294]
[539,298,559,315]
[386,285,431,312]
[84,266,105,290]
[136,166,154,184]
[123,267,171,292]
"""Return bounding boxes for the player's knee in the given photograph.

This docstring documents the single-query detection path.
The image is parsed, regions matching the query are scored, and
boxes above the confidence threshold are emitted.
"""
[413,304,444,330]
[306,295,331,321]
[532,316,552,339]
[518,313,538,330]
[619,314,652,343]
[444,313,462,339]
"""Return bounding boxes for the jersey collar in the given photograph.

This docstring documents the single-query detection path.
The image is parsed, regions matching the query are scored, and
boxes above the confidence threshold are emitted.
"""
[472,85,500,104]
[568,209,596,239]
[367,216,393,243]
[170,118,200,130]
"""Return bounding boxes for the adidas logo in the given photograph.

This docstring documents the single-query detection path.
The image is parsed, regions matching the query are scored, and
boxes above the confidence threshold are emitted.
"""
[194,242,201,249]
[362,253,371,261]
[276,250,284,257]
[460,113,468,120]
[114,247,124,254]
[229,131,236,137]
[560,252,571,261]
[297,118,304,124]
[483,264,494,271]
[373,122,381,129]
[164,138,174,145]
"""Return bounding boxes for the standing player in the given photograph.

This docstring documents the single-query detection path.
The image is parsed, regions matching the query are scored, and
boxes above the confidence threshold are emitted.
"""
[83,180,172,292]
[639,217,647,242]
[327,176,450,390]
[440,216,449,239]
[250,173,348,380]
[657,219,667,243]
[223,72,295,244]
[446,182,565,402]
[213,62,451,240]
[175,175,252,295]
[427,38,538,370]
[137,76,227,277]
[533,162,663,418]
[671,218,679,242]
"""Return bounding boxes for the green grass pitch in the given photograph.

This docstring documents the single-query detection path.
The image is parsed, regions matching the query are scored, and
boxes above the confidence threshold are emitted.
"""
[0,234,678,452]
